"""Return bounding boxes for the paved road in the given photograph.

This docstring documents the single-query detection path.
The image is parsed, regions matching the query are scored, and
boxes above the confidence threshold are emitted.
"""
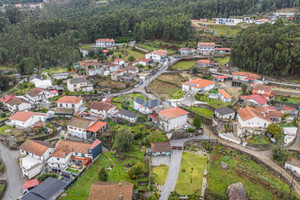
[159,134,210,200]
[0,142,23,200]
[288,125,300,151]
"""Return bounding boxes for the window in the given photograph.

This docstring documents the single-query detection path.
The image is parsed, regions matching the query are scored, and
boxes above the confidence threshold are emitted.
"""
[75,152,78,155]
[74,128,77,130]
[57,158,60,160]
[78,129,81,131]
[247,122,250,125]
[69,127,73,129]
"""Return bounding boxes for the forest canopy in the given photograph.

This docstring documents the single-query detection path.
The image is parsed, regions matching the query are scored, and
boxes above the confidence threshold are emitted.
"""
[231,18,300,78]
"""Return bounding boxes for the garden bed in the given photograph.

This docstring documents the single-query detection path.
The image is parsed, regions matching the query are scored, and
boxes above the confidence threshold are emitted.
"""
[185,106,214,119]
[171,61,195,70]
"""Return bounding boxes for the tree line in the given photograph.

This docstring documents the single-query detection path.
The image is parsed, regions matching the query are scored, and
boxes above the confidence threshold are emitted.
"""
[231,18,300,77]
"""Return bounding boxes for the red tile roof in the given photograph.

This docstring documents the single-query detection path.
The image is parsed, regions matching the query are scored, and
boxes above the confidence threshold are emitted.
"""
[52,140,93,158]
[89,101,115,111]
[140,59,153,62]
[237,106,271,122]
[257,19,270,22]
[9,112,46,122]
[56,96,83,104]
[151,142,171,152]
[89,182,134,200]
[215,48,231,51]
[19,140,54,157]
[253,84,272,92]
[232,72,261,79]
[89,139,101,149]
[243,94,268,106]
[96,38,115,42]
[182,78,216,89]
[0,95,15,103]
[198,42,215,47]
[216,75,228,79]
[87,121,107,133]
[159,107,189,119]
[22,179,41,190]
[282,107,297,111]
[196,59,210,64]
[266,111,283,119]
[218,89,231,99]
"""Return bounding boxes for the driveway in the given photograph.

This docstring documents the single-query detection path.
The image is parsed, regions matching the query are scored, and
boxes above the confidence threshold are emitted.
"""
[0,142,23,200]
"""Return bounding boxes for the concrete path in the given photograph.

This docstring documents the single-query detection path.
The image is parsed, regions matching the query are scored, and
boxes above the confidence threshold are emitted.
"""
[159,134,210,200]
[288,125,300,151]
[0,142,23,200]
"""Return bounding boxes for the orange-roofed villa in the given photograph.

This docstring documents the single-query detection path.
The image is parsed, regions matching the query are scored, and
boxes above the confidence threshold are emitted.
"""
[158,107,189,131]
[182,78,216,94]
[95,38,115,48]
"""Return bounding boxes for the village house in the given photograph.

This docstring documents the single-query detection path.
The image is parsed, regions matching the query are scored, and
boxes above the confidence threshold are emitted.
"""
[145,50,168,63]
[117,110,137,123]
[113,58,125,66]
[29,74,43,84]
[89,182,134,200]
[26,87,59,103]
[150,142,171,157]
[0,94,15,105]
[179,48,195,56]
[197,42,215,55]
[22,179,41,194]
[34,79,53,89]
[214,107,235,120]
[67,117,108,139]
[255,19,271,25]
[19,140,55,179]
[158,107,189,131]
[102,62,121,75]
[266,110,283,123]
[52,71,79,80]
[195,60,212,68]
[215,48,231,55]
[139,59,153,66]
[111,65,139,81]
[218,89,232,103]
[215,18,243,25]
[56,96,83,111]
[285,157,300,177]
[232,71,261,82]
[252,84,274,99]
[67,77,93,92]
[182,78,216,94]
[77,60,103,76]
[88,101,117,120]
[4,96,31,112]
[95,38,115,48]
[8,111,49,129]
[21,177,67,200]
[47,139,102,172]
[236,106,272,137]
[242,94,268,107]
[134,98,163,114]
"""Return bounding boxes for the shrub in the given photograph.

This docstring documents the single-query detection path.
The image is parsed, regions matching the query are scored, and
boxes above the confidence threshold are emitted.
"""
[37,173,57,181]
[0,112,6,118]
[98,167,108,181]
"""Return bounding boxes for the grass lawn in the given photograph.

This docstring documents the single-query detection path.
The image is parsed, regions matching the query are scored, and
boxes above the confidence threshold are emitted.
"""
[186,106,214,119]
[246,135,271,145]
[275,95,300,104]
[195,94,233,108]
[43,67,67,75]
[171,61,195,70]
[175,152,207,195]
[279,123,298,128]
[127,50,145,61]
[170,90,184,100]
[206,145,298,200]
[81,45,91,50]
[62,152,132,200]
[65,168,79,174]
[207,24,242,36]
[112,93,147,110]
[137,40,193,54]
[152,166,169,185]
[215,56,230,66]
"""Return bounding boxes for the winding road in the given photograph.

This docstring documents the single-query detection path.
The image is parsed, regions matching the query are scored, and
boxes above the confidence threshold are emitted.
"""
[0,142,23,200]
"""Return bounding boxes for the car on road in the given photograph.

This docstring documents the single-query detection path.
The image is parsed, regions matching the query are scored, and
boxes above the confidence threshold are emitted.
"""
[134,81,143,88]
[151,71,157,76]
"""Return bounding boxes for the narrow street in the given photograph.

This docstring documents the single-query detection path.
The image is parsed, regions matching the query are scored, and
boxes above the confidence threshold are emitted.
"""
[0,142,23,200]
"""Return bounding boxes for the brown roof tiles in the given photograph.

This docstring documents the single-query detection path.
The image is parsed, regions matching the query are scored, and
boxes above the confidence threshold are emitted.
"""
[18,140,54,157]
[89,182,134,200]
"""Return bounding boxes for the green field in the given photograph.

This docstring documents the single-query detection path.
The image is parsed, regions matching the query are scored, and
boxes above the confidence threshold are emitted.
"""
[152,166,169,185]
[81,45,91,50]
[170,90,184,99]
[215,56,230,66]
[137,40,194,54]
[207,24,243,36]
[246,135,271,145]
[186,106,214,119]
[171,61,196,70]
[275,95,300,104]
[206,145,298,200]
[195,94,233,108]
[175,152,207,195]
[127,50,145,61]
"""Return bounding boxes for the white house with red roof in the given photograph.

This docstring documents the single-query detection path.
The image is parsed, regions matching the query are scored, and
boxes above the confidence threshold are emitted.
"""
[236,106,272,136]
[88,101,117,119]
[232,72,261,82]
[218,89,232,103]
[8,111,49,129]
[145,50,168,63]
[255,19,271,25]
[179,48,195,56]
[0,94,15,104]
[95,38,115,48]
[26,87,58,103]
[139,59,153,66]
[195,59,212,68]
[252,84,274,99]
[55,96,83,111]
[197,42,215,55]
[113,58,125,66]
[158,107,189,131]
[242,94,268,107]
[3,96,31,112]
[215,48,231,55]
[182,78,216,94]
[22,179,42,194]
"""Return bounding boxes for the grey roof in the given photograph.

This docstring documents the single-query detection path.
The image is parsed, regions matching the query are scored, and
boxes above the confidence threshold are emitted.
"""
[118,110,137,118]
[134,98,162,109]
[70,77,87,84]
[29,74,43,81]
[21,177,67,200]
[215,107,235,115]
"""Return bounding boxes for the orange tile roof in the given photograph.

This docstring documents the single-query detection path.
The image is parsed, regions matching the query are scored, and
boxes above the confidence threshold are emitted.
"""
[266,111,283,119]
[196,60,210,64]
[19,140,54,157]
[52,140,93,158]
[96,38,115,42]
[22,179,42,190]
[182,78,216,89]
[9,111,46,122]
[218,89,231,99]
[255,106,268,113]
[89,182,134,200]
[89,101,115,111]
[56,96,83,104]
[232,72,261,79]
[159,107,189,119]
[237,106,271,122]
[253,84,272,92]
[152,50,167,56]
[87,121,107,133]
[198,42,215,47]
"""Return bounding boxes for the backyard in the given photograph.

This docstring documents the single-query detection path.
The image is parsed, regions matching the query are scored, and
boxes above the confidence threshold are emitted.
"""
[186,106,214,119]
[215,56,230,66]
[175,152,207,195]
[169,90,184,100]
[112,93,147,110]
[246,135,271,145]
[195,94,233,108]
[206,145,298,200]
[171,61,196,70]
[152,166,169,185]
